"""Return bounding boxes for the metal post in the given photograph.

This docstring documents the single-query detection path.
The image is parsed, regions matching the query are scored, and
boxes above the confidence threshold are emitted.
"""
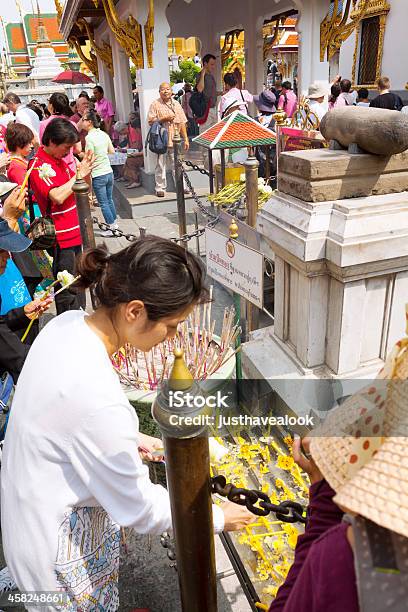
[173,129,187,245]
[139,226,147,238]
[273,110,287,192]
[265,146,271,182]
[152,349,217,612]
[220,148,226,189]
[72,171,96,250]
[194,211,200,255]
[229,219,243,380]
[208,149,214,199]
[244,156,260,334]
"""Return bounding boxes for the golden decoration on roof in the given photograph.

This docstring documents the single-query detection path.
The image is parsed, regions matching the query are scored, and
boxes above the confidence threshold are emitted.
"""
[77,17,114,76]
[68,35,98,78]
[320,0,373,62]
[262,17,284,61]
[221,29,243,65]
[144,0,155,69]
[53,0,63,25]
[99,0,144,69]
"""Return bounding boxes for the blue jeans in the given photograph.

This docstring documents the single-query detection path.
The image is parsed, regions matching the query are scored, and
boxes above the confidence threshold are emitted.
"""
[92,172,117,225]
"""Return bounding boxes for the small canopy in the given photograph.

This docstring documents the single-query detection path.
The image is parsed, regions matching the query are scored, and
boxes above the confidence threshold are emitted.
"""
[193,110,276,149]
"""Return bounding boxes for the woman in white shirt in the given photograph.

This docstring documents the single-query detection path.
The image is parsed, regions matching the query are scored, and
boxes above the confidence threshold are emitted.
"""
[1,237,253,610]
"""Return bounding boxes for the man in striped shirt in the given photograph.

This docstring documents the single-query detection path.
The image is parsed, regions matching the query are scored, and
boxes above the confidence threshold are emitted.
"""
[30,118,94,314]
[147,83,189,197]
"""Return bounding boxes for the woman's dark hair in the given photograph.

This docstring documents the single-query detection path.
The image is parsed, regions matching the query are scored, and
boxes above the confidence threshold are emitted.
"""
[42,117,80,146]
[224,73,237,88]
[130,115,141,129]
[329,83,341,104]
[5,122,34,152]
[49,92,73,117]
[75,237,209,319]
[79,91,90,100]
[83,109,102,129]
[282,81,292,90]
[27,102,43,120]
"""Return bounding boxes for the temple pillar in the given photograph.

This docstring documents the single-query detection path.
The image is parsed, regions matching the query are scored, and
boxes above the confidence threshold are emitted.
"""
[96,56,115,109]
[135,0,171,179]
[110,33,133,122]
[295,0,329,94]
[243,9,264,100]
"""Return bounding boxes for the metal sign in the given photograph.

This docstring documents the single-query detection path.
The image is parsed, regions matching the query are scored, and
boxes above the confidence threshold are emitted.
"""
[205,227,264,308]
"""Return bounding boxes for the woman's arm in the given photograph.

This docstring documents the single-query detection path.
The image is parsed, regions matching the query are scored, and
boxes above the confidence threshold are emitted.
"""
[49,151,94,206]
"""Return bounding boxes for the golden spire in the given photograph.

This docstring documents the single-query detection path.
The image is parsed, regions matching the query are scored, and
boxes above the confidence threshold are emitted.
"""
[169,348,193,391]
[35,0,51,47]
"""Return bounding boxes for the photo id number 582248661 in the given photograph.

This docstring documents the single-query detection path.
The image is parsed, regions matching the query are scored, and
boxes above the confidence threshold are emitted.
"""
[0,591,68,607]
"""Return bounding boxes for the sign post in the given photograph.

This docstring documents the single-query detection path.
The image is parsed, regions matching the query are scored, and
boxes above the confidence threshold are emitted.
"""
[205,221,264,380]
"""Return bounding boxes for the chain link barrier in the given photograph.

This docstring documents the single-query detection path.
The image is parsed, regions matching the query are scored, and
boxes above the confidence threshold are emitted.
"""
[183,159,210,177]
[93,161,243,244]
[211,475,307,524]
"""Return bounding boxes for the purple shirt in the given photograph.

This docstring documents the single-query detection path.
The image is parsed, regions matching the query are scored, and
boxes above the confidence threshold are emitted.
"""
[269,480,358,612]
[95,98,115,123]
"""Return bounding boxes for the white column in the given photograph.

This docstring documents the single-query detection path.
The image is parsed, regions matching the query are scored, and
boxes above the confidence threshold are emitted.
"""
[136,0,171,174]
[110,33,133,122]
[96,56,115,109]
[243,9,264,102]
[295,0,329,94]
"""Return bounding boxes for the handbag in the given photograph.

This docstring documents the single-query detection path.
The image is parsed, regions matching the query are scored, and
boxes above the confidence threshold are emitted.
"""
[0,258,31,315]
[25,178,56,251]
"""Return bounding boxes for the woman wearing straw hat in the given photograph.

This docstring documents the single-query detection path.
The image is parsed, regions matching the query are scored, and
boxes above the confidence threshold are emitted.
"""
[269,322,408,612]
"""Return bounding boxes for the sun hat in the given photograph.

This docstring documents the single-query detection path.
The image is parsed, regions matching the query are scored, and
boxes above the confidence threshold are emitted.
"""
[0,175,17,200]
[308,83,327,99]
[0,219,31,252]
[253,90,277,113]
[310,305,408,539]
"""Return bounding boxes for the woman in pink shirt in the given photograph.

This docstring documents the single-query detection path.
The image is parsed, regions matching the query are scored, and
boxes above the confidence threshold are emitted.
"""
[328,84,347,110]
[39,93,81,174]
[277,81,298,118]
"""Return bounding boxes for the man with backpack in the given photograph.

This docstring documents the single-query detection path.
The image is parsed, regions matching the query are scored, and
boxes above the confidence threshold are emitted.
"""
[147,82,189,197]
[193,53,218,168]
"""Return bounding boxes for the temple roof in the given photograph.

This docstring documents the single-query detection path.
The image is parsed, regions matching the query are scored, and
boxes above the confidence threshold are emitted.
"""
[193,111,276,149]
[6,13,69,73]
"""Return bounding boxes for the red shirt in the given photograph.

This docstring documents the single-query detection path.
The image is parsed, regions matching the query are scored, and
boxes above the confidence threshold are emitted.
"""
[29,147,81,249]
[7,157,27,185]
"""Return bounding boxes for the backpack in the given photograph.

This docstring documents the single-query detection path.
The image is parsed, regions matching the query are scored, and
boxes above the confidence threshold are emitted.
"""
[145,121,168,155]
[189,90,208,120]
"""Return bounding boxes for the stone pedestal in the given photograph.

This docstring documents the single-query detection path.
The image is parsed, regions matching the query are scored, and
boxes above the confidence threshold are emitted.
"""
[242,149,408,415]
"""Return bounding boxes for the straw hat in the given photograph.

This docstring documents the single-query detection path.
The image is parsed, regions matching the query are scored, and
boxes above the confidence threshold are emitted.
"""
[310,307,408,539]
[308,83,327,99]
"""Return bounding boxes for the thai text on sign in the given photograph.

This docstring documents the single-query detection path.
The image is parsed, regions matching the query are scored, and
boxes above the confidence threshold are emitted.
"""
[205,227,264,308]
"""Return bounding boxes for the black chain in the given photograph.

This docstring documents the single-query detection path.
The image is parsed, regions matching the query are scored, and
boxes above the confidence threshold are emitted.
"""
[92,216,206,245]
[183,159,210,177]
[211,475,307,524]
[179,162,242,226]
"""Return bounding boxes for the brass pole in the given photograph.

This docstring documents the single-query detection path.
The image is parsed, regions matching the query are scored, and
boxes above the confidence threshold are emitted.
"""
[244,156,260,333]
[72,171,96,308]
[72,170,96,250]
[152,349,217,612]
[208,149,214,198]
[173,129,187,245]
[229,219,243,380]
[220,148,226,189]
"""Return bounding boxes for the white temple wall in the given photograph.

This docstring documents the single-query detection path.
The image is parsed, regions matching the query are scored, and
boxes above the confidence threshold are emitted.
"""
[339,0,408,92]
